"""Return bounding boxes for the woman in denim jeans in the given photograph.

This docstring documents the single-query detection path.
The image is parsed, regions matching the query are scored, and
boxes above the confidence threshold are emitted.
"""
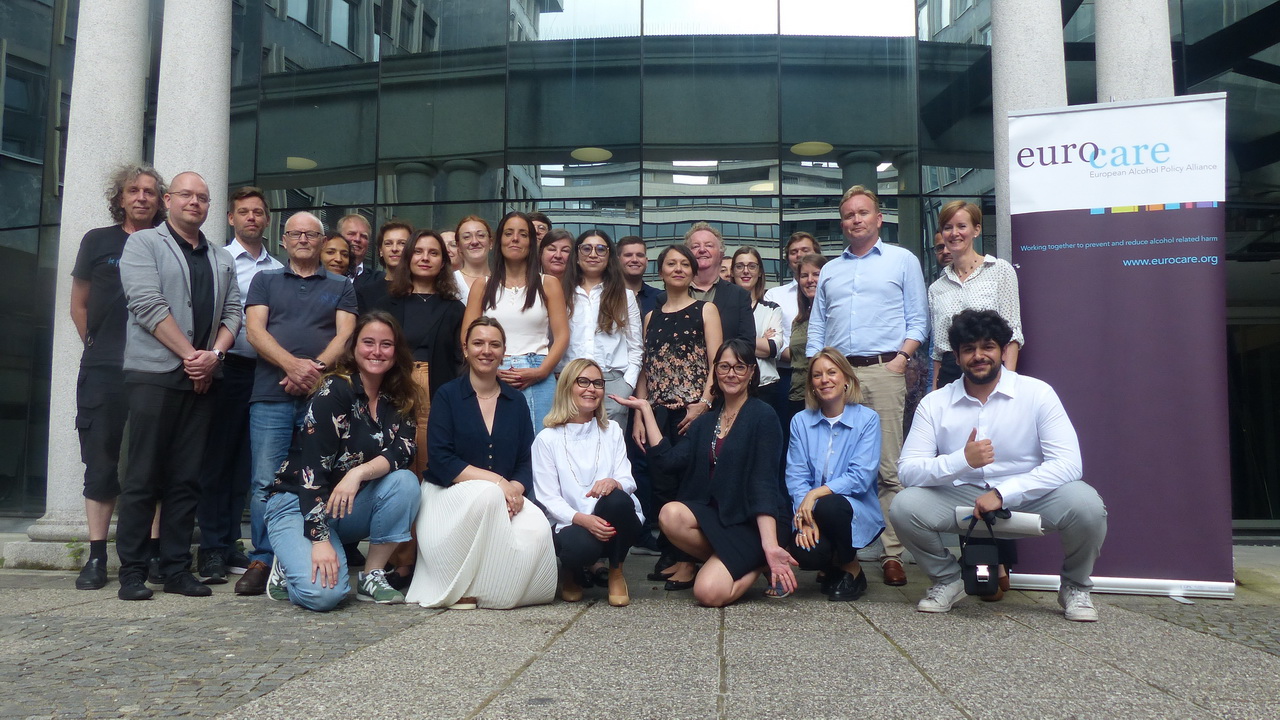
[463,211,570,432]
[263,311,423,611]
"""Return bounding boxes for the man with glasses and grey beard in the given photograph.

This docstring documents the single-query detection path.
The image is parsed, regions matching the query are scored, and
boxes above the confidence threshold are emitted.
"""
[234,211,358,596]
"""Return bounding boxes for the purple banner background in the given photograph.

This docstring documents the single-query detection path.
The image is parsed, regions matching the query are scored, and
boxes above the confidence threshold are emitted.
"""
[1010,205,1233,583]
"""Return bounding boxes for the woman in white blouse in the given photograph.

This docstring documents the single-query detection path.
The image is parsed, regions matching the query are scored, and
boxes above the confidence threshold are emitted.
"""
[532,358,643,607]
[731,246,784,391]
[562,229,642,425]
[929,201,1024,390]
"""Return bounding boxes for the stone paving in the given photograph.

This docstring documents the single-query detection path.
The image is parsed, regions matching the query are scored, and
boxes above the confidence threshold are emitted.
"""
[0,545,1277,720]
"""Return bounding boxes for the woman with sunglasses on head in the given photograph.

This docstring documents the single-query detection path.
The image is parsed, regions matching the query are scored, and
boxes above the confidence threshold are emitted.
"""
[561,229,642,425]
[463,211,570,433]
[785,348,883,601]
[533,359,643,606]
[406,316,556,609]
[731,246,784,394]
[453,215,493,306]
[615,338,792,607]
[631,244,722,585]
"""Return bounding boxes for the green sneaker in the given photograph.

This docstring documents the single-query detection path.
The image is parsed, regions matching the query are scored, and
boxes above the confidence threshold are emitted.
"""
[358,569,405,604]
[267,557,289,602]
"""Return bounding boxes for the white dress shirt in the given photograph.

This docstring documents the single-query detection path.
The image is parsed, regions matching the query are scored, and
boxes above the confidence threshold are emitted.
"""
[567,284,643,388]
[762,280,798,368]
[225,237,283,358]
[531,420,643,532]
[898,369,1082,507]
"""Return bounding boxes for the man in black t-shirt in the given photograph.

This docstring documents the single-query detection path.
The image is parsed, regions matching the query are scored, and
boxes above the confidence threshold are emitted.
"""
[69,163,166,591]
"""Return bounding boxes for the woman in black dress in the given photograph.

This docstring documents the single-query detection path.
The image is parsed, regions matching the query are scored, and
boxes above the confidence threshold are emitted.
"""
[615,337,795,607]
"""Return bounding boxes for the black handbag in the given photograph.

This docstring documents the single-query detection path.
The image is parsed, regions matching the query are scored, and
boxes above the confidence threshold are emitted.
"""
[959,512,1004,596]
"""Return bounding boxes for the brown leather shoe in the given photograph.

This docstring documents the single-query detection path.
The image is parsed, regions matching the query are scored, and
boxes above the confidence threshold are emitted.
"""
[607,566,630,607]
[234,560,269,595]
[881,558,907,586]
[981,565,1011,602]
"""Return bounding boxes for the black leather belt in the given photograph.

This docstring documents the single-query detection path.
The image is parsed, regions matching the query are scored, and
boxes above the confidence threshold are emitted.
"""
[845,351,897,368]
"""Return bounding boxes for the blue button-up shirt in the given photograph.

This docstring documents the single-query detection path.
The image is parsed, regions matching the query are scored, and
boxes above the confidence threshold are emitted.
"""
[785,403,884,549]
[225,237,282,358]
[806,239,928,358]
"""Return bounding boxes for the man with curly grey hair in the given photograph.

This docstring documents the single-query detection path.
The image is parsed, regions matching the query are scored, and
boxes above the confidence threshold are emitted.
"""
[70,163,166,591]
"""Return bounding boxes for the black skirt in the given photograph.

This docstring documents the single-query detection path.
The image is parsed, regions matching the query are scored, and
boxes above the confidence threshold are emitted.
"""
[685,500,787,581]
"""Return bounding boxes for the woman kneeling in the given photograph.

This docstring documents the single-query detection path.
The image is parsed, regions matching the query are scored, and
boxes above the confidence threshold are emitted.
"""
[785,349,884,601]
[533,358,643,606]
[264,311,423,611]
[615,338,795,607]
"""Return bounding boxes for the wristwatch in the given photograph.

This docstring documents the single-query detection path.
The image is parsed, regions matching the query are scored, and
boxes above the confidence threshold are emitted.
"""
[214,349,225,363]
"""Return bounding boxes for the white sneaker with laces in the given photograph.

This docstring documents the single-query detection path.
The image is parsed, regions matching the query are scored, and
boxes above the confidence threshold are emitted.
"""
[917,578,966,613]
[1058,584,1098,622]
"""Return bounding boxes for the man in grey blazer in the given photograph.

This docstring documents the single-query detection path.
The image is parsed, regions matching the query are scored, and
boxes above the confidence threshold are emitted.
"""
[116,171,242,601]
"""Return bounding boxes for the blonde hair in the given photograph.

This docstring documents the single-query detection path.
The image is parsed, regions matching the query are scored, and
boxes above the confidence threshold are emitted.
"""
[804,348,863,410]
[839,184,880,209]
[543,358,609,429]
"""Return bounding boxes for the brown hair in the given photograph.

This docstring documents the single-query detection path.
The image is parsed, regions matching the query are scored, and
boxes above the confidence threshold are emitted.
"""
[388,230,461,301]
[938,200,983,229]
[324,311,422,418]
[794,253,828,324]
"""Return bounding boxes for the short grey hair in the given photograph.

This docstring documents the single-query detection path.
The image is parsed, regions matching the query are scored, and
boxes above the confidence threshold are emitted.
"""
[683,221,724,252]
[106,163,167,225]
[286,211,325,233]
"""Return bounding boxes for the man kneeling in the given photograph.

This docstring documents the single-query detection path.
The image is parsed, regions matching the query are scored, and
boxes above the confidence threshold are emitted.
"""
[892,309,1107,622]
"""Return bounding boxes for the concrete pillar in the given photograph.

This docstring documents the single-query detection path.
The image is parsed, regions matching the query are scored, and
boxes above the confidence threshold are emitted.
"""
[10,0,150,564]
[1095,0,1174,102]
[393,161,438,230]
[894,151,923,260]
[838,151,882,194]
[991,0,1068,258]
[441,159,489,230]
[153,0,233,244]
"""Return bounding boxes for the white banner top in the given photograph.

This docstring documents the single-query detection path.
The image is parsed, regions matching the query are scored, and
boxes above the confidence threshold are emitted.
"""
[1008,94,1226,215]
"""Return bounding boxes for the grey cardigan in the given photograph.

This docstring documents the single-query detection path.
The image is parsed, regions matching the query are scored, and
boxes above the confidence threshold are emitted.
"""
[120,223,241,374]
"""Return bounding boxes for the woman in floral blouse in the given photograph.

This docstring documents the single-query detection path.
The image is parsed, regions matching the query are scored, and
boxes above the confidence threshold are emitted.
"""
[263,310,423,611]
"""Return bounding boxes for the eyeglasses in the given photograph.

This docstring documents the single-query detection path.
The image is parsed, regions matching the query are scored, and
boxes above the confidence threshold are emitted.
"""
[171,190,210,204]
[732,262,760,271]
[574,377,606,389]
[933,244,947,254]
[715,362,750,376]
[284,230,323,241]
[578,244,610,256]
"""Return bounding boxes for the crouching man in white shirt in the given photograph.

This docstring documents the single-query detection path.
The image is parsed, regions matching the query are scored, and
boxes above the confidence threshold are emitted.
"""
[892,309,1107,622]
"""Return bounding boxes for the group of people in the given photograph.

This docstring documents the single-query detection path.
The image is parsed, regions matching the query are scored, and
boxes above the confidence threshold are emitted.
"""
[71,166,1107,622]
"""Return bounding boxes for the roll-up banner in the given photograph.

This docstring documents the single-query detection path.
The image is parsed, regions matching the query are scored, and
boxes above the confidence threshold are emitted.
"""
[1008,94,1233,598]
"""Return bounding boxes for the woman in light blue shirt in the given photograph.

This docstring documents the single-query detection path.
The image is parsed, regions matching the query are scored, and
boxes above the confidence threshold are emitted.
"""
[784,348,884,601]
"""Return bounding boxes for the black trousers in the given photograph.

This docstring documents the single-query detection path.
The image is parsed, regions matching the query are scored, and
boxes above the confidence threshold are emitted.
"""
[116,382,215,579]
[553,490,642,569]
[789,494,863,571]
[75,365,130,502]
[196,356,255,551]
[649,404,692,560]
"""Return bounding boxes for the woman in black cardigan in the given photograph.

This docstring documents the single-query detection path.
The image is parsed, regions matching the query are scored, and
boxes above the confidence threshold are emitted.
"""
[614,337,796,607]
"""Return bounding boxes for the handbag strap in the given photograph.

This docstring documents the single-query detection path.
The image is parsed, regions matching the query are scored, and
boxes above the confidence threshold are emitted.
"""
[961,512,997,549]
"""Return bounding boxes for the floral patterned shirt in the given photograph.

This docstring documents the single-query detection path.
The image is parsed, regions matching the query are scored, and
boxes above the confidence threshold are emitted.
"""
[270,373,416,542]
[643,300,709,409]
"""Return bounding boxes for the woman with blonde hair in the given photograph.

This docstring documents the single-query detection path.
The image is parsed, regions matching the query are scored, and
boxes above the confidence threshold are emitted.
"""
[784,348,883,601]
[533,358,643,606]
[453,215,493,305]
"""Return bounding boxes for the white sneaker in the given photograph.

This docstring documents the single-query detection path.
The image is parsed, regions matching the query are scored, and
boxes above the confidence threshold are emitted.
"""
[1058,585,1098,622]
[917,578,966,613]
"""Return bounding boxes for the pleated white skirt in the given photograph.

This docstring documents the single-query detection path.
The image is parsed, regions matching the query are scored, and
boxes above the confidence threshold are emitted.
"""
[405,479,556,609]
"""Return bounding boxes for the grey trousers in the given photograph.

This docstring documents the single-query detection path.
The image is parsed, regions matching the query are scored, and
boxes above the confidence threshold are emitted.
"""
[889,481,1108,590]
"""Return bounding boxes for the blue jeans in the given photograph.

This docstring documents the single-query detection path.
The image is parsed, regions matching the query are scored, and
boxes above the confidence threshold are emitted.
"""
[248,399,308,564]
[264,469,419,612]
[504,353,554,433]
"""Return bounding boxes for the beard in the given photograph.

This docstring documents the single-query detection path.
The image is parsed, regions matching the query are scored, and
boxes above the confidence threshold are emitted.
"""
[961,359,1000,387]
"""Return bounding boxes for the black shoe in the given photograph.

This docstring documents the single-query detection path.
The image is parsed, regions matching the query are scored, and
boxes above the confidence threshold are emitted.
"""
[76,558,108,590]
[647,554,676,581]
[225,548,252,575]
[574,566,595,589]
[147,556,166,584]
[343,542,366,567]
[818,569,839,595]
[118,575,153,601]
[664,577,695,591]
[385,568,414,592]
[198,549,228,584]
[827,571,868,602]
[164,572,213,597]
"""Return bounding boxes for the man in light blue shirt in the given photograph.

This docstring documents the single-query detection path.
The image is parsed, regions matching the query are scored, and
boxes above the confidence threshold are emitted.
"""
[806,185,928,586]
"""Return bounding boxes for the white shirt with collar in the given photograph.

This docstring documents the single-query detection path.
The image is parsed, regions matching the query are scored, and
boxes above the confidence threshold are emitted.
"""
[567,284,643,388]
[898,369,1082,507]
[762,279,798,367]
[226,237,283,358]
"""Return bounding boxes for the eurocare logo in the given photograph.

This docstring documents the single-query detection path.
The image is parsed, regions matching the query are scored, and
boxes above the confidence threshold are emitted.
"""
[1015,140,1216,178]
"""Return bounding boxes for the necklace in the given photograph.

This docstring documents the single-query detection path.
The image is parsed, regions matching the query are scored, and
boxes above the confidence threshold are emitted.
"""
[561,423,603,488]
[711,408,738,464]
[475,386,500,400]
[956,256,983,280]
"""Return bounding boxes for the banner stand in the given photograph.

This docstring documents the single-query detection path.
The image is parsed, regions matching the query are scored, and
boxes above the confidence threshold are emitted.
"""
[1010,574,1235,600]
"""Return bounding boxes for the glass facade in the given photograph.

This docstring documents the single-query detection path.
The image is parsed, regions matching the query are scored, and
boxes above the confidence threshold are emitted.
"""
[0,0,1277,524]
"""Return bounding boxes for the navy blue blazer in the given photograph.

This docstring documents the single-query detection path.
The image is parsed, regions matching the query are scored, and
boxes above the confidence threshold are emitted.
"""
[425,373,536,501]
